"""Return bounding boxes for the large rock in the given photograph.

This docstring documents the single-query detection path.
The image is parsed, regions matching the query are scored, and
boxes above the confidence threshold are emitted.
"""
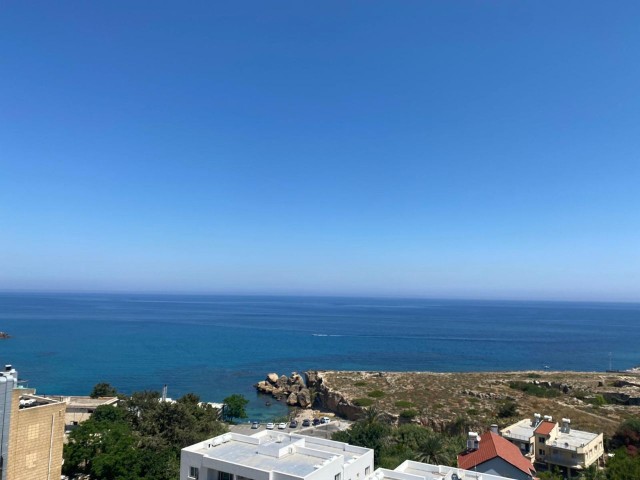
[297,389,312,408]
[267,373,279,384]
[287,393,298,405]
[277,375,288,388]
[290,373,305,387]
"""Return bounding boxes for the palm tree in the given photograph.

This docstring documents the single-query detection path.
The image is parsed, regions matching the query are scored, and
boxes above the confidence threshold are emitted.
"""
[416,434,448,465]
[359,405,383,426]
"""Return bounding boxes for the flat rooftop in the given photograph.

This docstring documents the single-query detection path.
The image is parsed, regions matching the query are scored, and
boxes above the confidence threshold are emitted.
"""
[501,419,537,440]
[186,431,369,478]
[18,394,63,410]
[550,429,599,450]
[501,419,600,450]
[44,395,118,408]
[374,460,515,480]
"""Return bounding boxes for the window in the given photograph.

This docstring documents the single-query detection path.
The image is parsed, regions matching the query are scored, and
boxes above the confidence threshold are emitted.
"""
[539,449,545,456]
[189,467,199,479]
[335,474,341,480]
[538,437,545,444]
[219,472,233,480]
[365,467,370,476]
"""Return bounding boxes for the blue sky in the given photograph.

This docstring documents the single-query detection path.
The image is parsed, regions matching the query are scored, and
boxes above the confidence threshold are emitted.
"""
[1,1,639,301]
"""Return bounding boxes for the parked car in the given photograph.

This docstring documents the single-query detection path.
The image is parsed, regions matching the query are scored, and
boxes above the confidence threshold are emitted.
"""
[312,418,320,426]
[266,422,275,430]
[289,420,298,428]
[278,422,287,430]
[302,419,311,427]
[251,421,259,429]
[321,416,331,424]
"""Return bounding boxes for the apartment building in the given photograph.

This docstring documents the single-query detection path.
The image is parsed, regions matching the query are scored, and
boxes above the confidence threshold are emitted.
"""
[181,430,374,480]
[375,459,524,480]
[501,414,604,474]
[0,365,66,480]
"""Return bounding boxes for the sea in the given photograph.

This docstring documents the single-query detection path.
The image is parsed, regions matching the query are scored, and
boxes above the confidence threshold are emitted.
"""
[1,292,639,421]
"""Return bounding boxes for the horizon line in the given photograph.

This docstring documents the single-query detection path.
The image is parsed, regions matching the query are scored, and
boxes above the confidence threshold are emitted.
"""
[1,288,639,306]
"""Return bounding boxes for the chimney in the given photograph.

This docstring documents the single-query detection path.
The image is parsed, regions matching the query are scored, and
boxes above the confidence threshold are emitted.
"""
[562,418,571,433]
[543,415,553,422]
[490,424,499,434]
[467,432,480,451]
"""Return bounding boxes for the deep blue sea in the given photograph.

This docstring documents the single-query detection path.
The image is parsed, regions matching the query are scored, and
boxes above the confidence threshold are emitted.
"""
[1,293,639,420]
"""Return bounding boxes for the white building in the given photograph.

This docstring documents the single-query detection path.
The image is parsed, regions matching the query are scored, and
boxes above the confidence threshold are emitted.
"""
[181,431,374,480]
[373,460,519,480]
[501,414,604,473]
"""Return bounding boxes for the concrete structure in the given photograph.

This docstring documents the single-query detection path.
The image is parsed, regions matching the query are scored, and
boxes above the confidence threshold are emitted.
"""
[0,367,18,480]
[43,395,118,431]
[501,414,604,474]
[181,430,373,480]
[457,429,536,480]
[373,460,522,480]
[6,392,65,480]
[0,365,66,480]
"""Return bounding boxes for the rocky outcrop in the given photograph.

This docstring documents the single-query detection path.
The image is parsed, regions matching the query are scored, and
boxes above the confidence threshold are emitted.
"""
[255,372,313,408]
[0,332,9,339]
[305,371,363,421]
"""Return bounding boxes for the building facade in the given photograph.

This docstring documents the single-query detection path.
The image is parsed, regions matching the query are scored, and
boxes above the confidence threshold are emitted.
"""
[0,366,66,480]
[181,431,374,480]
[501,414,604,473]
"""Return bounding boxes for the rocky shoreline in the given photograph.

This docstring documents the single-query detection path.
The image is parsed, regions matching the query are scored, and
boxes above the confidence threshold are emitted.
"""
[256,369,640,436]
[254,372,313,408]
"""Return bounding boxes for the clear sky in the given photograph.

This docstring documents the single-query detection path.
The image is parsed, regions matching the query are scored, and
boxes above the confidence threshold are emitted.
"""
[1,1,639,301]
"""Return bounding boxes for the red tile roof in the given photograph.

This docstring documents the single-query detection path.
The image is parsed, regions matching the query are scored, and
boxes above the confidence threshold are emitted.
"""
[457,431,536,477]
[534,421,556,436]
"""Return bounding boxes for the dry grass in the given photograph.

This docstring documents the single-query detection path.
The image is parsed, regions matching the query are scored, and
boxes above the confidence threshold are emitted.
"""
[318,370,640,436]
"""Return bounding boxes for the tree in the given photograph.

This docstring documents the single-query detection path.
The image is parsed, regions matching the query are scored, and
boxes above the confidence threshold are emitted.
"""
[90,382,118,398]
[223,394,249,422]
[606,449,640,480]
[609,416,640,455]
[65,389,228,480]
[497,400,518,418]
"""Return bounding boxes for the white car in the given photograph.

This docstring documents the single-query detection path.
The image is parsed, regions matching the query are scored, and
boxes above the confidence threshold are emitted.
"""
[266,423,275,430]
[278,422,287,430]
[321,416,331,424]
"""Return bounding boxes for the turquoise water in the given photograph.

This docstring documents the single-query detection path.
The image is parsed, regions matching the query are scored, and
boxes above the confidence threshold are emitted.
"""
[1,293,639,420]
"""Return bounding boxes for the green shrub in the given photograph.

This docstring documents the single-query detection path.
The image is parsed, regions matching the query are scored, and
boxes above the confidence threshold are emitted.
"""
[399,409,418,419]
[367,390,385,399]
[509,381,560,398]
[395,400,414,408]
[466,408,479,416]
[497,400,518,418]
[353,398,374,407]
[526,373,542,379]
[354,381,368,387]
